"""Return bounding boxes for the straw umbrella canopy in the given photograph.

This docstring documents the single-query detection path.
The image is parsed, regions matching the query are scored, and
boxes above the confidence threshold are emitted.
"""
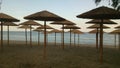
[37,25,53,29]
[71,29,84,34]
[19,20,41,47]
[87,24,110,49]
[71,29,84,46]
[89,29,106,33]
[51,20,75,49]
[86,20,117,49]
[87,24,110,28]
[24,10,65,59]
[76,6,120,64]
[89,29,106,48]
[33,29,43,46]
[36,25,53,45]
[1,22,18,46]
[115,25,120,29]
[18,25,33,46]
[110,29,120,33]
[0,13,19,50]
[62,25,80,47]
[76,6,120,19]
[86,19,117,24]
[109,30,120,48]
[49,29,62,33]
[49,29,62,46]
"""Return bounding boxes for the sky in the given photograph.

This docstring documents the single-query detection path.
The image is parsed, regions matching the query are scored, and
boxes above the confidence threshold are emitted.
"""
[0,0,120,32]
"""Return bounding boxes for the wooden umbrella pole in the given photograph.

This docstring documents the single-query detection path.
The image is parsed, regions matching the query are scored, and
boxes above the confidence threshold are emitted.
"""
[43,21,47,59]
[30,25,32,47]
[7,25,9,46]
[39,32,41,46]
[70,28,71,47]
[115,34,116,48]
[70,29,72,47]
[61,33,62,48]
[55,32,56,46]
[38,31,40,46]
[118,33,120,50]
[74,33,76,46]
[0,21,3,51]
[96,28,99,50]
[78,34,80,46]
[62,24,64,50]
[46,34,47,46]
[25,28,27,46]
[99,19,103,64]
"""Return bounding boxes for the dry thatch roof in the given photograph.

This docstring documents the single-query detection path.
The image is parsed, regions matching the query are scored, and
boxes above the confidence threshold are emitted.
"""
[1,22,18,26]
[87,24,110,29]
[49,29,62,33]
[71,29,84,34]
[19,20,41,26]
[88,29,106,33]
[51,20,76,25]
[36,25,53,29]
[115,25,120,29]
[33,29,43,32]
[0,13,19,22]
[86,19,117,24]
[62,25,80,29]
[18,25,33,29]
[109,29,120,34]
[76,6,120,19]
[24,10,65,21]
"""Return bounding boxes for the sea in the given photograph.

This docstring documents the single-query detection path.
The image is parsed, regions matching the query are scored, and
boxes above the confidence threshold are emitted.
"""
[1,31,119,46]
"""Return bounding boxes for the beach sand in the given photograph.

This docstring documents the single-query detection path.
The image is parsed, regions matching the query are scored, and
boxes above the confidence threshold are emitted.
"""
[0,40,120,68]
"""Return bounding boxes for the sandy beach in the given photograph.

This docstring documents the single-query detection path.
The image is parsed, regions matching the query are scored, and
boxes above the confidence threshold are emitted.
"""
[0,40,120,68]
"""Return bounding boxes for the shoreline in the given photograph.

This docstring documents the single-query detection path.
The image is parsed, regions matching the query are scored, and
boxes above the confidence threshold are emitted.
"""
[0,40,118,49]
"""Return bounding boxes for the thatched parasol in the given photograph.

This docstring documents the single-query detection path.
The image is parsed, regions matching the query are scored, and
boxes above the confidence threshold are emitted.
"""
[49,29,62,46]
[71,29,84,34]
[89,29,106,33]
[87,20,116,49]
[51,20,75,49]
[19,20,41,47]
[0,13,19,51]
[109,29,120,33]
[36,25,53,46]
[71,29,84,46]
[87,24,110,49]
[109,29,120,48]
[86,19,117,24]
[33,29,43,46]
[24,10,65,21]
[49,29,62,33]
[18,25,33,46]
[115,25,120,29]
[76,6,120,19]
[62,25,80,47]
[89,29,106,49]
[87,24,110,29]
[36,25,53,29]
[1,22,18,46]
[0,13,19,22]
[76,6,120,64]
[24,10,65,59]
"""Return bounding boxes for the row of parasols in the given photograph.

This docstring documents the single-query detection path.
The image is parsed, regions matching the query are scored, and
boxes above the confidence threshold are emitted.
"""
[0,6,120,64]
[1,20,120,49]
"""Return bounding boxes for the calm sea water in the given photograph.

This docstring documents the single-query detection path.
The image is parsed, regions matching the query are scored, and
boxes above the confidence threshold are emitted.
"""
[1,31,119,46]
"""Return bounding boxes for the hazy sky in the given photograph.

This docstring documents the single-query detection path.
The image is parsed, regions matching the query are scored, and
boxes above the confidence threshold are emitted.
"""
[1,0,120,32]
